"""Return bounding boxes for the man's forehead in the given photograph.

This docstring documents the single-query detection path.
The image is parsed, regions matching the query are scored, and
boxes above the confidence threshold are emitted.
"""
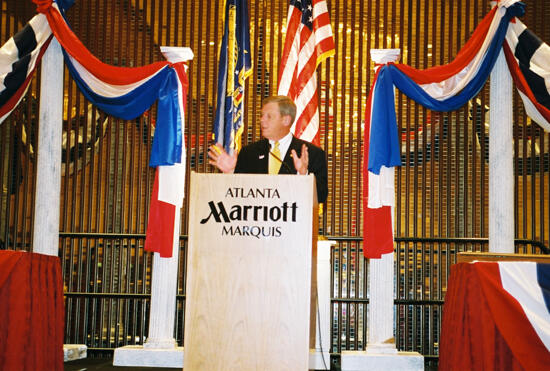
[261,102,280,114]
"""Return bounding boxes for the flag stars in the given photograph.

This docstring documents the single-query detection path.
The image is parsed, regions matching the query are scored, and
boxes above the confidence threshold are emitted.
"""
[299,0,313,29]
[292,0,313,28]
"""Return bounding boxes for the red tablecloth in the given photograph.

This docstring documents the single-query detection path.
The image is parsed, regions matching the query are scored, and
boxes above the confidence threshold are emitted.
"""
[0,250,64,371]
[439,262,550,371]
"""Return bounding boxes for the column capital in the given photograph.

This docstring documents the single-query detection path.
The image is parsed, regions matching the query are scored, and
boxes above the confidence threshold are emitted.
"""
[160,46,194,63]
[370,48,400,65]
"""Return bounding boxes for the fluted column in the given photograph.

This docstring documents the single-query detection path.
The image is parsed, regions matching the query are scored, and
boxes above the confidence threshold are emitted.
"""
[367,253,396,349]
[144,207,181,348]
[113,46,192,368]
[341,48,423,371]
[366,48,400,352]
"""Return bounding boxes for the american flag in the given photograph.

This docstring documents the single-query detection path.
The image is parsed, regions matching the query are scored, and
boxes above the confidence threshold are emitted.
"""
[277,0,335,145]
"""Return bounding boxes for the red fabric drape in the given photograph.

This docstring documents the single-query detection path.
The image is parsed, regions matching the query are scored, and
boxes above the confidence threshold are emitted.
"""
[439,262,550,371]
[144,170,176,257]
[0,250,64,371]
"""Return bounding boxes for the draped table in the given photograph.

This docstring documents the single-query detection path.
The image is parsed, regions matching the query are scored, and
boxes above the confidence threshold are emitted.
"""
[439,260,550,371]
[0,250,64,370]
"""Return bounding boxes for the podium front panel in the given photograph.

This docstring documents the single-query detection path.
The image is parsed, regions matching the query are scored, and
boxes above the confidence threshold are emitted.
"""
[184,173,316,371]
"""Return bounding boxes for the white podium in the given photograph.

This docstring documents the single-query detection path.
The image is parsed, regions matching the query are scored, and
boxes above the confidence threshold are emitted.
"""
[184,172,318,371]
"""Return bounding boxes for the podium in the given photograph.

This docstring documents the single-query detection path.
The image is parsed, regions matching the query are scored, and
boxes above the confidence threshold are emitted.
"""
[184,172,318,370]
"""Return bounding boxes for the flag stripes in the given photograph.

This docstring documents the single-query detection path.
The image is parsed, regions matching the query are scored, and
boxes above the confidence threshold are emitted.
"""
[278,0,335,145]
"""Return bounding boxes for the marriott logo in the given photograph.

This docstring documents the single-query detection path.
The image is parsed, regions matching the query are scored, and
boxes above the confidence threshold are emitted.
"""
[199,201,298,224]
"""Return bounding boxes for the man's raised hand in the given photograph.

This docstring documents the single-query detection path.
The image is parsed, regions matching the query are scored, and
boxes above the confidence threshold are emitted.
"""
[208,143,237,173]
[290,144,308,175]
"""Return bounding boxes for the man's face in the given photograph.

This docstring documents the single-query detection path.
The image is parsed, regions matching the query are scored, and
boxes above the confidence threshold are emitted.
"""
[260,102,291,141]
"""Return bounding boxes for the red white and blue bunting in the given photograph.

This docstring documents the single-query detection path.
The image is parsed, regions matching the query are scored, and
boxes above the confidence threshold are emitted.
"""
[504,19,550,131]
[0,0,192,257]
[0,13,52,123]
[363,0,550,259]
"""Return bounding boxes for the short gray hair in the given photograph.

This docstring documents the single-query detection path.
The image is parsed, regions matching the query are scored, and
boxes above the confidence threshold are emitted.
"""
[262,96,296,123]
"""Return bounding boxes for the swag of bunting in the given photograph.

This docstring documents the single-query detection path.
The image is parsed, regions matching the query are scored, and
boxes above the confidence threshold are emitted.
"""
[363,0,537,259]
[0,0,191,257]
[0,13,52,124]
[504,19,550,131]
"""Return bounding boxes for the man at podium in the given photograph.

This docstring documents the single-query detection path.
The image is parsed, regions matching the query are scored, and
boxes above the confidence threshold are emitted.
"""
[208,95,328,203]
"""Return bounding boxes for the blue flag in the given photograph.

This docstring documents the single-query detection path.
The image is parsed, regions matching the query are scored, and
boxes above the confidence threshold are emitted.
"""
[213,0,253,154]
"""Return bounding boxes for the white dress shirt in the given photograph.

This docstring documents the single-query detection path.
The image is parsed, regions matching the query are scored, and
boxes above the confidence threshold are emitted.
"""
[269,132,293,160]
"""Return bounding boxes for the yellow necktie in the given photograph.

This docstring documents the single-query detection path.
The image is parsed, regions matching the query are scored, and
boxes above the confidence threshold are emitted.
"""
[269,141,282,174]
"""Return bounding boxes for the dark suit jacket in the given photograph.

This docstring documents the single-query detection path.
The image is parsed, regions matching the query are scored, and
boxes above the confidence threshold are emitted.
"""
[234,137,328,203]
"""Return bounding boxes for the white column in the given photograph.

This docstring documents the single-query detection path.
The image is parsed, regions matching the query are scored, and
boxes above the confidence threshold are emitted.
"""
[144,208,181,348]
[366,48,400,353]
[113,208,183,367]
[309,240,335,370]
[113,46,192,368]
[341,48,423,371]
[489,46,514,253]
[144,46,192,351]
[36,38,89,361]
[32,38,63,257]
[367,253,396,349]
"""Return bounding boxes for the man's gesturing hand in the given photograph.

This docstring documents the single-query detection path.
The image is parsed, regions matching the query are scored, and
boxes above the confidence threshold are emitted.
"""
[208,143,237,173]
[291,144,308,175]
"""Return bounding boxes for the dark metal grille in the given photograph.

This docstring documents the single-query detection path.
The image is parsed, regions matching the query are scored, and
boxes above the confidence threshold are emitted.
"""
[1,0,549,365]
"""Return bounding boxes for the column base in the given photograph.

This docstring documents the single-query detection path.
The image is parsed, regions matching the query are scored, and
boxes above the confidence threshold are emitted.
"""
[113,345,184,368]
[143,337,178,349]
[340,350,423,371]
[63,344,87,362]
[309,348,330,370]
